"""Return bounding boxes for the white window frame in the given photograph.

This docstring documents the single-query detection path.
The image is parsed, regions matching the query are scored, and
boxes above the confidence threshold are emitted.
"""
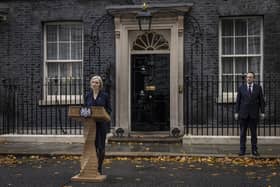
[42,22,84,105]
[218,16,263,103]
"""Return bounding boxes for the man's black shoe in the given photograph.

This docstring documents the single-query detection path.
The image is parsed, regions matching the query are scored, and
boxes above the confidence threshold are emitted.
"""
[252,150,260,156]
[238,152,245,156]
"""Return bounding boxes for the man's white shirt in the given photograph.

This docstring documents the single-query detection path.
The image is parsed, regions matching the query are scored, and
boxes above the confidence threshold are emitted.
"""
[247,83,254,93]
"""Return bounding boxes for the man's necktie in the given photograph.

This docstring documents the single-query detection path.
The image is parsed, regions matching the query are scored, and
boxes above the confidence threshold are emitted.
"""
[248,85,252,96]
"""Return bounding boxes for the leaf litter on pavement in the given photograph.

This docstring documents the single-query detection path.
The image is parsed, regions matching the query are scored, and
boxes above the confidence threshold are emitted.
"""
[0,154,280,167]
[0,154,279,186]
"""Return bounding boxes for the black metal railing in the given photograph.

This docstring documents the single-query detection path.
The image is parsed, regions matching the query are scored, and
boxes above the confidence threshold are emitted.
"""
[0,78,89,135]
[1,75,280,136]
[184,74,280,136]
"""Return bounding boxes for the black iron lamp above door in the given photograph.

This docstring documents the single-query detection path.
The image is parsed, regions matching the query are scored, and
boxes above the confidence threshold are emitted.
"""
[136,2,152,31]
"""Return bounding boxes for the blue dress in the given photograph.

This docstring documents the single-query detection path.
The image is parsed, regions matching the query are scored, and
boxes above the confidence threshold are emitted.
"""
[85,90,111,150]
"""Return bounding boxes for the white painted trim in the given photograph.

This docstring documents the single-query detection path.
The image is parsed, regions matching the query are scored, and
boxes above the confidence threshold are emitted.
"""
[221,54,262,57]
[46,60,83,63]
[219,16,263,96]
[43,22,84,99]
[216,92,237,103]
[114,17,121,131]
[260,17,264,84]
[170,24,178,133]
[38,96,84,106]
[130,50,170,54]
[114,16,184,135]
[218,19,222,98]
[178,15,184,130]
[43,23,47,100]
[44,22,83,25]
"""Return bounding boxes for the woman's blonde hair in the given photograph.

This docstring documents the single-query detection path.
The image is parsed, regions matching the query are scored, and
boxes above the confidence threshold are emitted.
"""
[90,75,103,89]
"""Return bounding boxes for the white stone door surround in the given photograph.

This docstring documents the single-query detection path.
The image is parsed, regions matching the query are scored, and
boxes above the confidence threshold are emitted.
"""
[106,3,193,136]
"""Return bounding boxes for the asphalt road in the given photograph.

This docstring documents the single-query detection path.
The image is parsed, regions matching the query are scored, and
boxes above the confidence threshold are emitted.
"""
[0,156,279,187]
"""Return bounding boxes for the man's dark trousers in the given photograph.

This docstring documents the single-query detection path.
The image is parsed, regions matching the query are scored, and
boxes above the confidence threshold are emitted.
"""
[240,117,258,153]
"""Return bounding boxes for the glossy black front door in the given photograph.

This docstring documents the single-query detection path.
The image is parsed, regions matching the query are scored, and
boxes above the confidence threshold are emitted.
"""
[131,54,170,131]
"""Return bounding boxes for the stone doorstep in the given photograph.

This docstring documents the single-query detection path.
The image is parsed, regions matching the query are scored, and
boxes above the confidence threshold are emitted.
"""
[108,136,182,143]
[183,135,280,145]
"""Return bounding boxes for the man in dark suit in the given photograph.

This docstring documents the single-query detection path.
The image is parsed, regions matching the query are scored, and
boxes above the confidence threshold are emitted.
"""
[235,72,265,156]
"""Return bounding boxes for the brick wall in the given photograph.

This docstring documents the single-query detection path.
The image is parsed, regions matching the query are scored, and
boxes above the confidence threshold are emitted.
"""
[0,0,279,133]
[1,0,279,90]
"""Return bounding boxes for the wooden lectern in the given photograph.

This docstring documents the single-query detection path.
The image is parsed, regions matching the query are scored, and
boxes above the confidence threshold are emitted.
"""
[68,106,111,182]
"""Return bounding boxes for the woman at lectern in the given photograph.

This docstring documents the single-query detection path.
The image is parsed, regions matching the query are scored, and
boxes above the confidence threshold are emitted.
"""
[85,75,111,174]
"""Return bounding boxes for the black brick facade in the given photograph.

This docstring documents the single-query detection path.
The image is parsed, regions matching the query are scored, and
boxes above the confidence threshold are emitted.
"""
[0,0,279,134]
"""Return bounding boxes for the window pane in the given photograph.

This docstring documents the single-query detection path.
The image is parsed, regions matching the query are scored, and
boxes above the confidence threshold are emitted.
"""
[48,78,58,95]
[248,18,261,35]
[235,19,247,36]
[222,38,233,55]
[60,78,71,95]
[46,25,57,42]
[47,63,58,95]
[222,76,233,92]
[236,75,245,91]
[222,20,233,36]
[45,23,83,96]
[47,43,57,60]
[59,77,82,95]
[71,25,83,41]
[254,75,260,83]
[59,25,70,42]
[71,42,82,60]
[72,63,82,77]
[235,37,247,54]
[47,63,58,78]
[71,78,82,95]
[59,43,70,60]
[222,58,233,74]
[248,37,260,54]
[60,63,70,78]
[235,57,247,74]
[219,18,262,93]
[248,57,260,73]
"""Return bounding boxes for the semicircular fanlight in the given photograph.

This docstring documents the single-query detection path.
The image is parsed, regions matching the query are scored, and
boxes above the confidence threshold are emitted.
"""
[132,32,169,50]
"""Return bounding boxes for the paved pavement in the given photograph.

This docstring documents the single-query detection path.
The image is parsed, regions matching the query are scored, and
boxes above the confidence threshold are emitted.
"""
[0,141,280,187]
[0,142,279,158]
[0,156,279,187]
